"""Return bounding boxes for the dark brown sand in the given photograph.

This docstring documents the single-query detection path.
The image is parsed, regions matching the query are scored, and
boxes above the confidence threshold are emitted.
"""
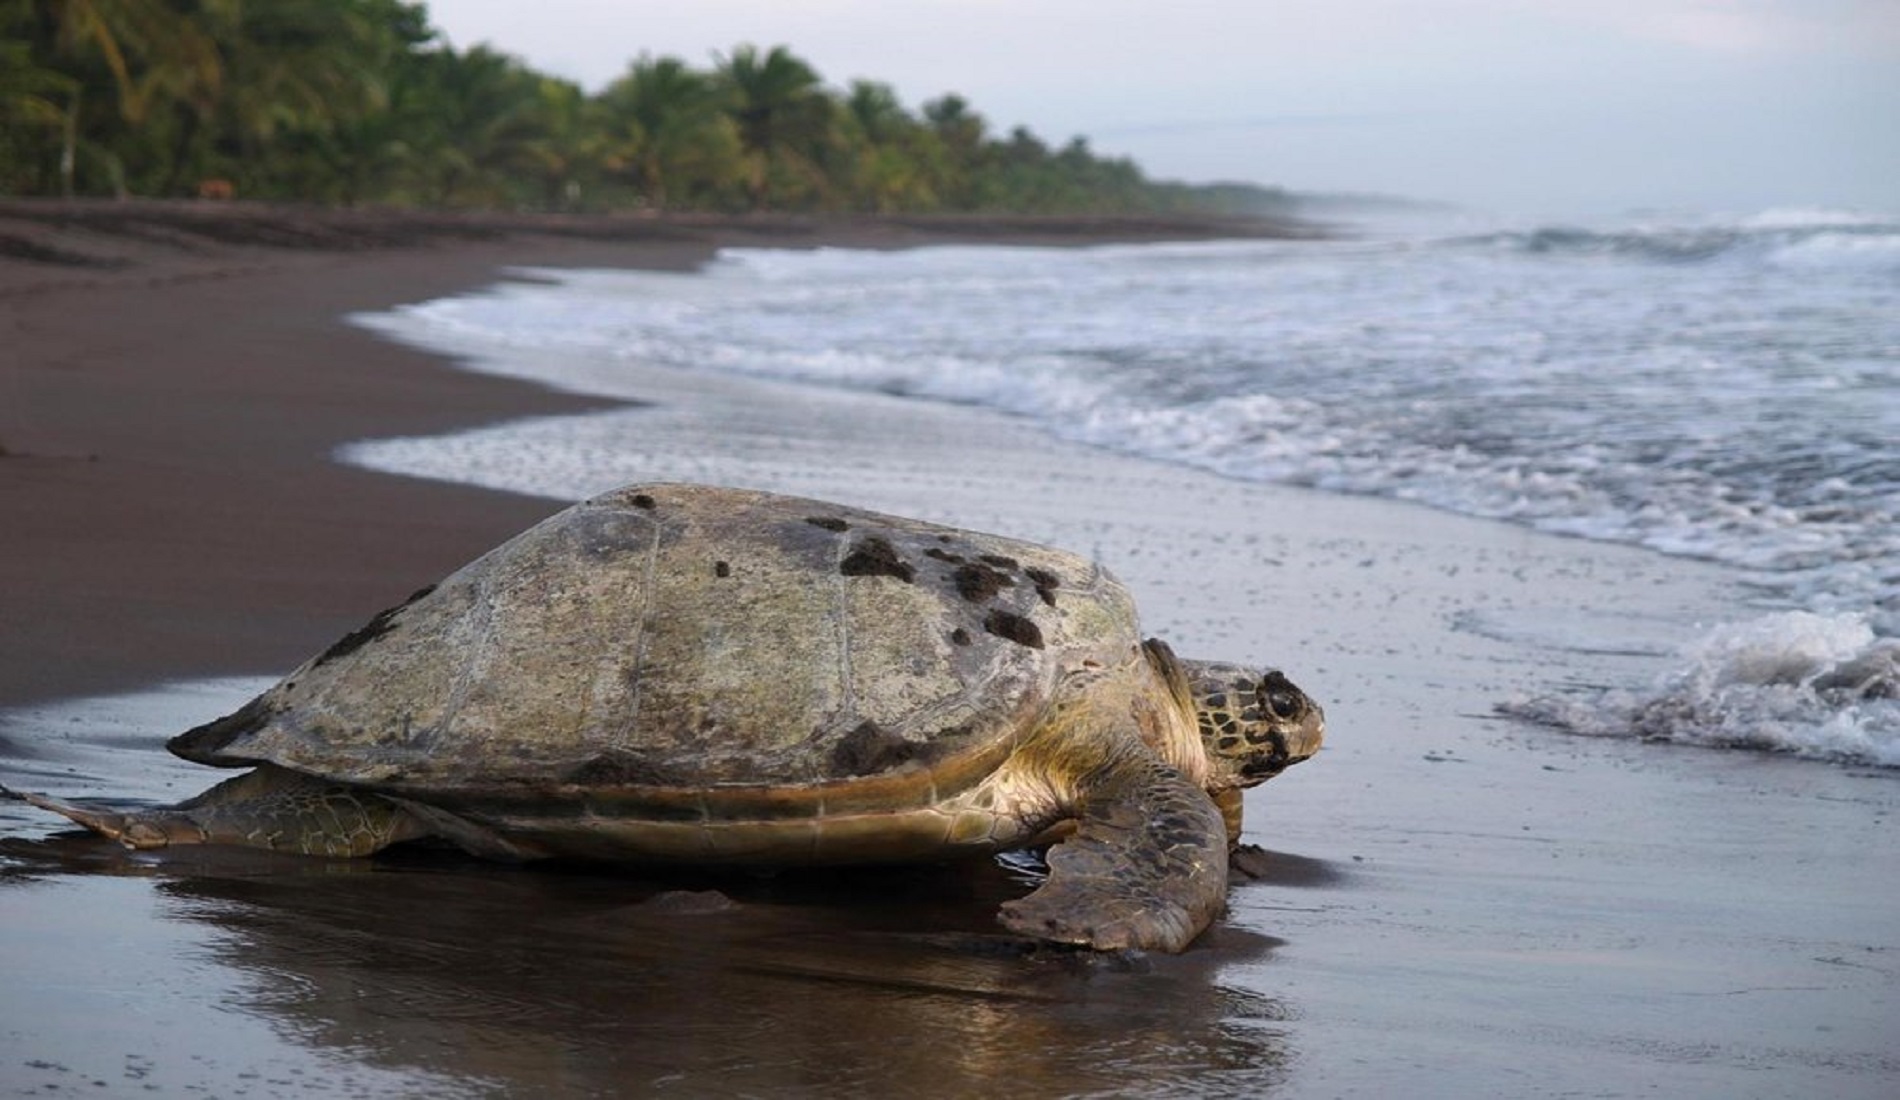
[0,199,1302,708]
[1,200,1894,1100]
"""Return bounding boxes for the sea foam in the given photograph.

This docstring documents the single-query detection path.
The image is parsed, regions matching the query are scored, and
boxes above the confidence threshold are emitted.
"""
[347,209,1900,766]
[1503,612,1900,767]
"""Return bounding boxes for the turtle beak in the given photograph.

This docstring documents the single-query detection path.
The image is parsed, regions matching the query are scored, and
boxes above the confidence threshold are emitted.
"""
[1239,758,1287,780]
[1241,701,1324,781]
[1288,699,1324,762]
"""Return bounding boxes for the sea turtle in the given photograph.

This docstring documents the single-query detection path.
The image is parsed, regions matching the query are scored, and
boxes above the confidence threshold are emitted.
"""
[6,483,1323,952]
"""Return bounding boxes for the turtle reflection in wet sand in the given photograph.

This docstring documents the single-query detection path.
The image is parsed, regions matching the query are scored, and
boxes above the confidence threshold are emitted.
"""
[7,483,1323,953]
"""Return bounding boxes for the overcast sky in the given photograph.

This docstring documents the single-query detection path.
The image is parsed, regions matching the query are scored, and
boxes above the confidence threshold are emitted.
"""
[424,0,1898,219]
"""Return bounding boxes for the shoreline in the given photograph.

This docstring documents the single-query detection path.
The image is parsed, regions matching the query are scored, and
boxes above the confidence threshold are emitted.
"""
[0,201,1312,709]
[3,201,1896,1098]
[0,198,1319,291]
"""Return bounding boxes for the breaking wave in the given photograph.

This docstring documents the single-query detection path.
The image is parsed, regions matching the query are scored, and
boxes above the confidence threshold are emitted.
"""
[351,206,1900,765]
[1502,612,1900,767]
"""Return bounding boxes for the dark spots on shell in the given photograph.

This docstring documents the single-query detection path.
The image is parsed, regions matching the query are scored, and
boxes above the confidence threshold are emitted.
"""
[565,751,683,787]
[840,537,915,583]
[806,516,850,532]
[925,547,964,564]
[313,612,396,667]
[1217,735,1243,751]
[1024,567,1061,607]
[832,721,923,776]
[951,627,973,646]
[201,696,276,739]
[714,560,731,578]
[983,609,1044,649]
[953,562,1014,602]
[167,695,280,761]
[312,586,432,668]
[979,553,1019,570]
[630,493,656,510]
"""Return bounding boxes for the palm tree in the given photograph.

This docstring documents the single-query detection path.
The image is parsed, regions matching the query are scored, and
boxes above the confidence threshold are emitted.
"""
[205,0,389,191]
[923,94,985,153]
[714,43,833,207]
[0,30,73,193]
[33,0,156,120]
[595,54,740,209]
[839,80,934,211]
[33,0,224,194]
[2,6,1191,215]
[842,79,908,145]
[400,44,553,205]
[0,32,70,128]
[294,0,436,204]
[921,93,987,209]
[515,75,593,209]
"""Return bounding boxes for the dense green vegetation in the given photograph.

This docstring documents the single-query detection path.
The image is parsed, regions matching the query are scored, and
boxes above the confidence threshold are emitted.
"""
[0,0,1289,215]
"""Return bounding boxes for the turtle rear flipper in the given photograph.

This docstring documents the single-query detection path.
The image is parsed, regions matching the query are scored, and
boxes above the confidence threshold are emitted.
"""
[3,765,427,857]
[4,786,146,843]
[997,757,1228,953]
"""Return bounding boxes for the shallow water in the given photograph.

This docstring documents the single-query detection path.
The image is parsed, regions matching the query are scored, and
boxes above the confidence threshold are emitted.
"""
[1,682,1303,1099]
[5,645,1895,1097]
[6,218,1898,1097]
[6,446,1896,1096]
[2,835,1296,1098]
[346,210,1900,766]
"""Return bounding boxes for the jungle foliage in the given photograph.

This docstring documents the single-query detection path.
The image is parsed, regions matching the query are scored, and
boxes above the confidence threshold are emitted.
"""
[1,1,1289,215]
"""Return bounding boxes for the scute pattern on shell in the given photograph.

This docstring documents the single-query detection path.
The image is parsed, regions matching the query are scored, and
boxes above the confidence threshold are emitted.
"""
[171,485,1140,812]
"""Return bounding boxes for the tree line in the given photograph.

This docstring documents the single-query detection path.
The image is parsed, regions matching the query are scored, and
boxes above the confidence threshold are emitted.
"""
[0,0,1289,216]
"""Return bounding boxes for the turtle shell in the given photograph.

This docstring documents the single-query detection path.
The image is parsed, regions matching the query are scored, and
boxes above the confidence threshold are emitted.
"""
[171,484,1140,830]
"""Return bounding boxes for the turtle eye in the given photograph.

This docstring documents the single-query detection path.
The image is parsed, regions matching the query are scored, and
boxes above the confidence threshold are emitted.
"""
[1258,675,1303,721]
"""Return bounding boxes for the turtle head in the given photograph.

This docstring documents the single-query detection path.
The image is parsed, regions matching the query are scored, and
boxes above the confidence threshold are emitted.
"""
[1178,658,1325,789]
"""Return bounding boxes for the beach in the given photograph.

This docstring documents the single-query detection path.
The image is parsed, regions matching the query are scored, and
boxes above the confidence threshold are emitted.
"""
[1,202,1895,1099]
[0,200,1300,708]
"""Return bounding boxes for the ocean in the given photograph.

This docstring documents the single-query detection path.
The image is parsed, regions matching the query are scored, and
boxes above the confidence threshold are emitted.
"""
[347,207,1900,767]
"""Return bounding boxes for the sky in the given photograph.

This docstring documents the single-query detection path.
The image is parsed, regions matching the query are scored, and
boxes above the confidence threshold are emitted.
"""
[422,0,1899,219]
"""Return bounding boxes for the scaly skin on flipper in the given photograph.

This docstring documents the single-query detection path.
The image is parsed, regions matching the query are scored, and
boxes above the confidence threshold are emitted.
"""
[1211,786,1276,881]
[999,755,1228,953]
[983,648,1234,953]
[1213,787,1246,847]
[4,765,426,857]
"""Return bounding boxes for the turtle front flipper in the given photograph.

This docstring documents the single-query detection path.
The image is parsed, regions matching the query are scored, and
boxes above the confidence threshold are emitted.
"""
[1212,786,1278,881]
[3,765,427,857]
[998,756,1228,953]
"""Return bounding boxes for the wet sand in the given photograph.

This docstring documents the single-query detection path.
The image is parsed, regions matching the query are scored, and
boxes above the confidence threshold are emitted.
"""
[2,202,1896,1099]
[0,199,1300,708]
